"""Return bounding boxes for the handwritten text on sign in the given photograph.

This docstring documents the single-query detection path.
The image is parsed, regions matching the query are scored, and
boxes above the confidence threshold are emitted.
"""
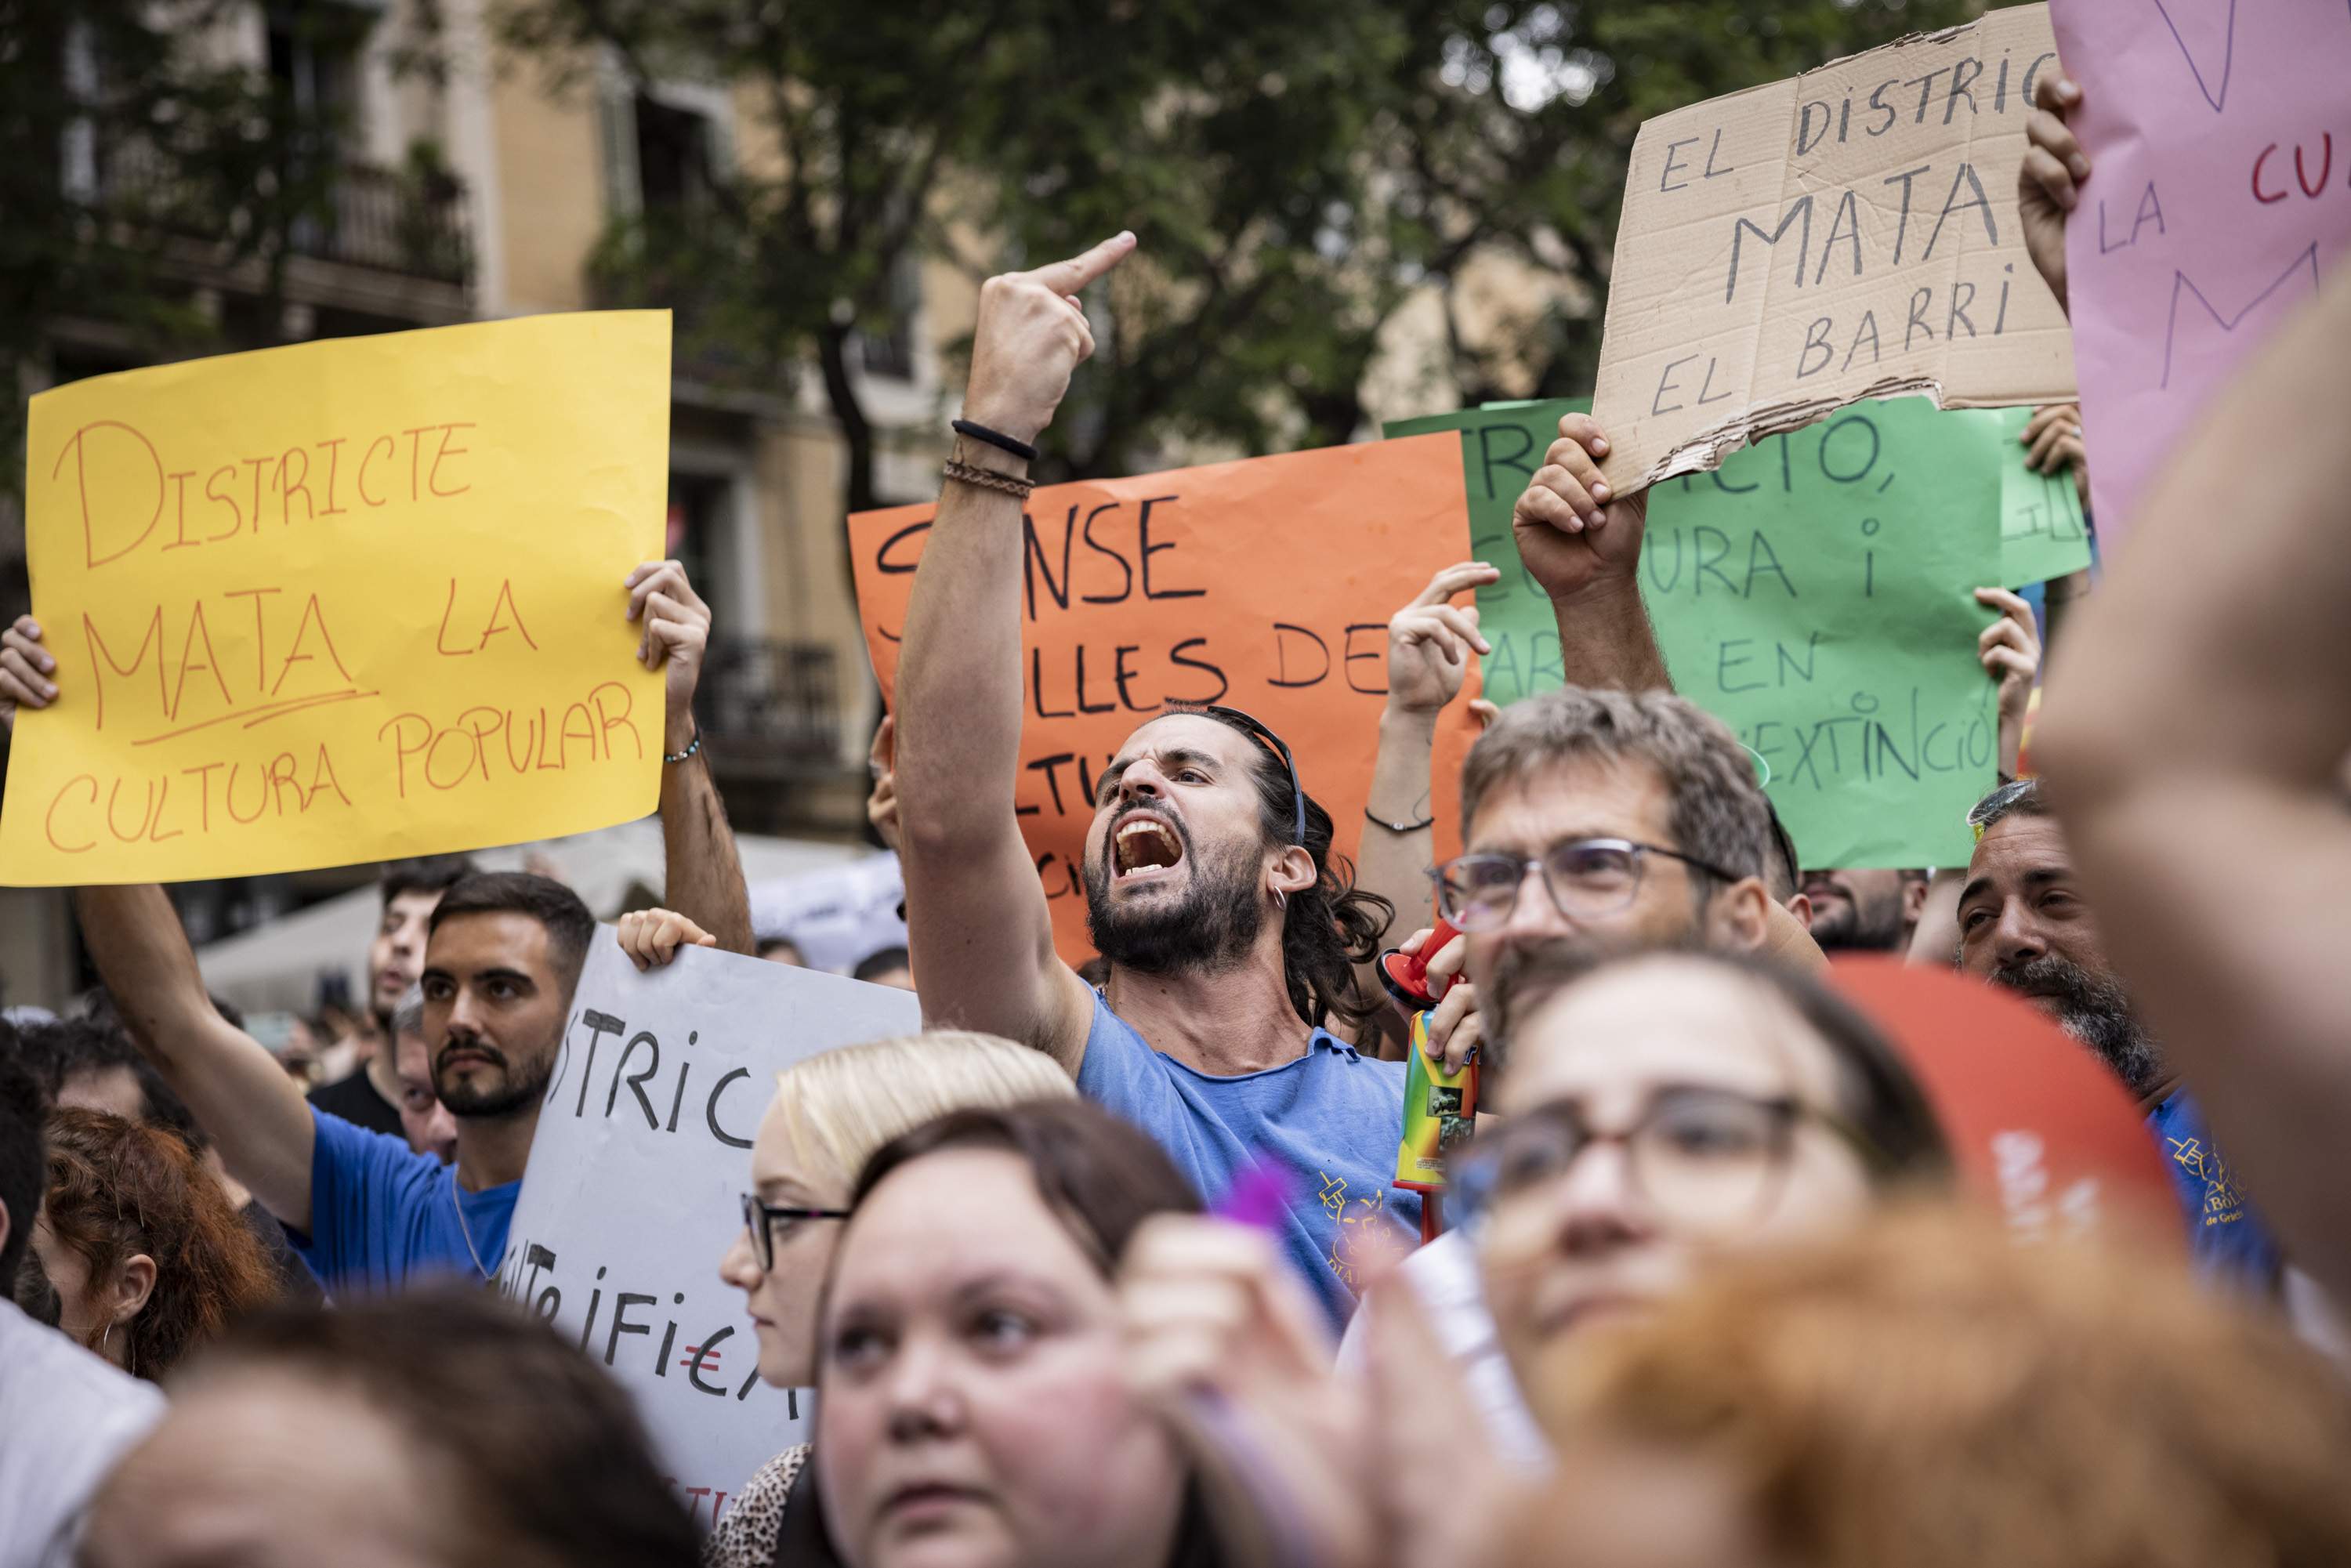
[1591,4,2075,494]
[849,439,1483,961]
[2052,0,2351,547]
[0,313,669,884]
[1392,397,2002,869]
[498,936,922,1524]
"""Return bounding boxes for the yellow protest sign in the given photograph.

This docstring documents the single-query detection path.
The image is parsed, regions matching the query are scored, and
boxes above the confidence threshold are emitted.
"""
[0,312,671,885]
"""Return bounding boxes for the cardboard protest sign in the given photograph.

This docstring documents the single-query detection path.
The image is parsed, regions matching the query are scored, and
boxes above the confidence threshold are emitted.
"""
[497,935,922,1526]
[848,440,1483,961]
[2052,0,2351,548]
[0,313,669,885]
[1988,405,2094,587]
[1591,5,2075,494]
[1389,397,2002,868]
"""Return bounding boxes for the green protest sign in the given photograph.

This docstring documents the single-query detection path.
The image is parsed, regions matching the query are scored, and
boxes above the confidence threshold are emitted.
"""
[1385,397,2003,869]
[1987,405,2094,588]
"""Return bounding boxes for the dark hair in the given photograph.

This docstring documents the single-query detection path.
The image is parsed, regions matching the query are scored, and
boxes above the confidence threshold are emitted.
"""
[1487,942,1952,1186]
[379,854,478,907]
[14,1016,208,1154]
[758,936,806,963]
[1762,798,1803,905]
[0,1031,44,1287]
[1168,704,1393,1034]
[1968,777,2051,836]
[1462,687,1773,898]
[38,1107,281,1379]
[429,873,596,993]
[851,1099,1203,1270]
[190,1290,698,1565]
[852,946,911,983]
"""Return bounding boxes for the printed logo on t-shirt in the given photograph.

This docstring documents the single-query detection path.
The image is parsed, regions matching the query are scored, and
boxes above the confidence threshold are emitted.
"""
[2165,1133,2251,1229]
[1318,1169,1408,1291]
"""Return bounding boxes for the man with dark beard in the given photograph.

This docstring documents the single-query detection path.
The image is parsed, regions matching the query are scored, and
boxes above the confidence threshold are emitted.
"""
[1800,867,1928,954]
[891,232,1415,1327]
[1955,778,2279,1289]
[10,559,755,1294]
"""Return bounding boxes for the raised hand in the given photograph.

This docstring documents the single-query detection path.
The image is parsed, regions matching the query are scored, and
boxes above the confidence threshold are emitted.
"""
[1974,586,2043,776]
[625,559,712,751]
[1387,562,1498,717]
[0,615,56,735]
[1511,413,1649,607]
[2022,403,2090,508]
[867,714,900,852]
[2019,72,2088,317]
[962,232,1138,448]
[615,907,718,972]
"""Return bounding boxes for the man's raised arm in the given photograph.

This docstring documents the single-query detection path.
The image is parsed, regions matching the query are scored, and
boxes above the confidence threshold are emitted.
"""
[0,631,315,1225]
[627,559,755,954]
[894,232,1136,1070]
[1512,413,1672,694]
[75,885,317,1229]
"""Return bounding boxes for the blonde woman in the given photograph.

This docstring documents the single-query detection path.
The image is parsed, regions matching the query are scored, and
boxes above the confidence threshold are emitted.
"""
[708,1028,1072,1566]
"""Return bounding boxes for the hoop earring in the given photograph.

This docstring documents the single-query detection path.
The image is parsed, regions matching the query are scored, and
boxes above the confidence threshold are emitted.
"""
[1273,887,1288,912]
[99,1322,112,1360]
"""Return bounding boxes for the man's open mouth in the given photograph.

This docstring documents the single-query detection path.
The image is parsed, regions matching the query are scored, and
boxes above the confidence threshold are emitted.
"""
[1112,813,1185,881]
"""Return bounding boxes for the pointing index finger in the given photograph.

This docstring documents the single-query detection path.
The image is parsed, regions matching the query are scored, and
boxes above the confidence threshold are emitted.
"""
[1027,230,1137,297]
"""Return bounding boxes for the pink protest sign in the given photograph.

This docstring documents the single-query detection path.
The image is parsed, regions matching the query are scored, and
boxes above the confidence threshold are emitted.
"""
[2052,0,2351,547]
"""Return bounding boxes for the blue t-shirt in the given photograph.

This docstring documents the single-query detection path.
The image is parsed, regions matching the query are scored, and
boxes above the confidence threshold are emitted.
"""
[289,1106,518,1295]
[1076,991,1418,1329]
[2147,1089,2280,1294]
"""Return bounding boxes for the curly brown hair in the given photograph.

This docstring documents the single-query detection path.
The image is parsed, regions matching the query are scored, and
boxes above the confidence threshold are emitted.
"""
[40,1107,281,1380]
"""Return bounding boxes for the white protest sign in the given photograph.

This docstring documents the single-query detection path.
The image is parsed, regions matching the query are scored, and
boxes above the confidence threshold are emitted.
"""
[498,932,922,1530]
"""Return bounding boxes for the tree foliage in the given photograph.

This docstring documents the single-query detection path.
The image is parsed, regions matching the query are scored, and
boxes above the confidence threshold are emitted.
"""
[0,0,344,509]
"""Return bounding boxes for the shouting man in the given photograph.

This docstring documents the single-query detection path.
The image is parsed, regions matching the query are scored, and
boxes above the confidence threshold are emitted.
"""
[892,233,1413,1326]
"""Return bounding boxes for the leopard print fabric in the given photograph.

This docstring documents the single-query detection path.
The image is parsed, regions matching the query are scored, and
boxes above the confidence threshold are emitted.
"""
[703,1443,812,1568]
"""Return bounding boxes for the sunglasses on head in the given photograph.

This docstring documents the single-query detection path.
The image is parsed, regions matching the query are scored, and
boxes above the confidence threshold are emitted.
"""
[1190,704,1307,846]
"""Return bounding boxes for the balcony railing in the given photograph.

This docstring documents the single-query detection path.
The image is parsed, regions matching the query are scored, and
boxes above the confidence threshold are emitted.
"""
[91,143,471,289]
[697,638,844,773]
[297,161,471,287]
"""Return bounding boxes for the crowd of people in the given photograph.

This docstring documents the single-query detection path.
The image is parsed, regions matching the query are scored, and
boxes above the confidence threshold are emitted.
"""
[4,61,2351,1568]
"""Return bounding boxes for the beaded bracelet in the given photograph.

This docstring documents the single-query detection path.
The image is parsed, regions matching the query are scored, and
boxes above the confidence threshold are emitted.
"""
[664,732,702,766]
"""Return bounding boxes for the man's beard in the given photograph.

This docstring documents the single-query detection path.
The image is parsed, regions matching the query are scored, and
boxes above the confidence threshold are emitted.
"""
[1084,822,1266,976]
[1807,885,1906,952]
[1991,954,2166,1098]
[433,1041,555,1120]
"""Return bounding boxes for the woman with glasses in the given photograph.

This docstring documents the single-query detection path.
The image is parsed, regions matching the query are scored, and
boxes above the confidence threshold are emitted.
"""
[1459,944,1949,1385]
[706,1033,1074,1568]
[1118,943,1951,1568]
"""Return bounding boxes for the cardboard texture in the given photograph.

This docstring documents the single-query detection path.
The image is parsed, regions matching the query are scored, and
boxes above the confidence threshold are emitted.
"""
[1389,397,2004,869]
[0,313,670,885]
[1592,4,2077,494]
[849,438,1483,965]
[2052,0,2351,549]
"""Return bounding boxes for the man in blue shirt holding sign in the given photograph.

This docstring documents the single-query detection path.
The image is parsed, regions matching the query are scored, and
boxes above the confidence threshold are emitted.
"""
[0,559,752,1293]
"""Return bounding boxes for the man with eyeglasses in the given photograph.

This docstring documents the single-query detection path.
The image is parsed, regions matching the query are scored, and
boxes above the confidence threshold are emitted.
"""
[1955,777,2280,1292]
[891,232,1423,1328]
[1337,685,1802,1427]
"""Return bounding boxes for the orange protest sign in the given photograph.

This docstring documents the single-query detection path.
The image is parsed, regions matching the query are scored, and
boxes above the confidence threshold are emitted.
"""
[849,436,1483,965]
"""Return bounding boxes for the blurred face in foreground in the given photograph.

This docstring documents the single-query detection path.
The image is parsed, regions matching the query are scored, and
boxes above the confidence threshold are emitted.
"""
[817,1148,1186,1568]
[1473,954,1876,1384]
[82,1369,445,1568]
[718,1096,849,1388]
